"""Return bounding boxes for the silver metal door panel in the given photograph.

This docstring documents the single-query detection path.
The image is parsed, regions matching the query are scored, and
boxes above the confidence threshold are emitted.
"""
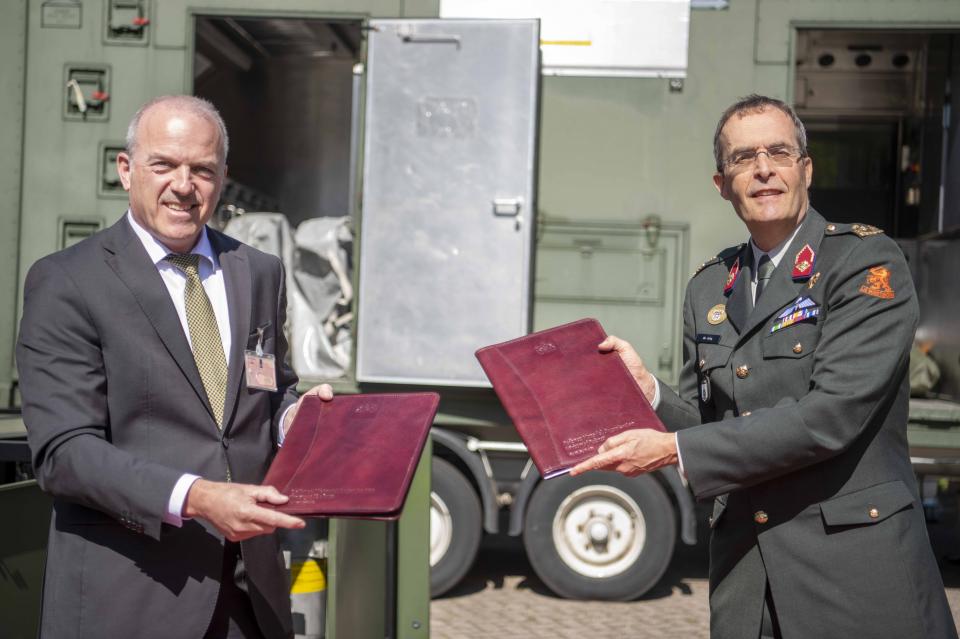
[356,19,540,385]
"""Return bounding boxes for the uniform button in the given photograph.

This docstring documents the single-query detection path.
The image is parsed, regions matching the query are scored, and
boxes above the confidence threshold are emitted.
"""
[868,507,879,519]
[754,510,769,524]
[736,365,750,379]
[826,224,836,232]
[698,358,706,370]
[742,410,752,416]
[793,343,803,354]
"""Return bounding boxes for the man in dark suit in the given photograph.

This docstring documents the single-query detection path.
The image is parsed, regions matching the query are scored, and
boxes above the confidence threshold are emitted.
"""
[572,95,957,638]
[17,95,330,638]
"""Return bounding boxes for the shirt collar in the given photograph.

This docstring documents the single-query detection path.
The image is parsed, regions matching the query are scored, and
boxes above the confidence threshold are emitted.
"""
[126,210,218,269]
[750,222,802,271]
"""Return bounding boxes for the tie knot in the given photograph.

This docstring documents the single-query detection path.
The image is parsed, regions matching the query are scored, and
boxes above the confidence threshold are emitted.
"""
[165,253,201,276]
[756,254,774,281]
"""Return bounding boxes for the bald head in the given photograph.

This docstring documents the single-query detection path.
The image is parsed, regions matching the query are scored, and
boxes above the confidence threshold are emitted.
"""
[126,95,229,164]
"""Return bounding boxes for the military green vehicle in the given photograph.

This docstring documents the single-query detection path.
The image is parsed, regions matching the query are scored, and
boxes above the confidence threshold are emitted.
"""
[4,2,960,636]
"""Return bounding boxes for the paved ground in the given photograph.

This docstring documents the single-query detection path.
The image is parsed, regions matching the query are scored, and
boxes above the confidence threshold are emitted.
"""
[432,491,960,639]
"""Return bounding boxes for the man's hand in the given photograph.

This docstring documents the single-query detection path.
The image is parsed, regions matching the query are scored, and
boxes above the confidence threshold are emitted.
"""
[599,336,656,403]
[283,383,334,437]
[569,429,678,477]
[183,479,305,542]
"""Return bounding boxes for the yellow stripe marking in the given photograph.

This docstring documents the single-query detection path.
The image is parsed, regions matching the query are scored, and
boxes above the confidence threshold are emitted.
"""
[290,559,327,594]
[540,39,593,46]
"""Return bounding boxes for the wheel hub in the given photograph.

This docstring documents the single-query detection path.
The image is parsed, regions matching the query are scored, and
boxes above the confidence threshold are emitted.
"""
[552,485,647,579]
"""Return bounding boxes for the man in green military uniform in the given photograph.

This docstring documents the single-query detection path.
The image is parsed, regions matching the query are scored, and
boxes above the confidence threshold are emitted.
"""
[572,94,957,638]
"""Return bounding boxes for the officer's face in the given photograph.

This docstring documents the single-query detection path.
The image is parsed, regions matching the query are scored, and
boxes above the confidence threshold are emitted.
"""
[117,105,225,254]
[712,108,813,241]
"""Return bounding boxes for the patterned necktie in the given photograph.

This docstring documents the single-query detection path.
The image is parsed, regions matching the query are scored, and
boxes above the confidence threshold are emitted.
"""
[755,254,774,302]
[165,253,227,428]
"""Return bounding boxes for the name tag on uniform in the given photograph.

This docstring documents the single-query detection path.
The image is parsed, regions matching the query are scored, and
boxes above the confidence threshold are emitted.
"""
[244,326,277,391]
[696,333,721,344]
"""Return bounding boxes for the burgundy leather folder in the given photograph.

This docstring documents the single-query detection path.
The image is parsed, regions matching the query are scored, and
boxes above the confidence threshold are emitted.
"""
[262,392,439,518]
[476,318,665,479]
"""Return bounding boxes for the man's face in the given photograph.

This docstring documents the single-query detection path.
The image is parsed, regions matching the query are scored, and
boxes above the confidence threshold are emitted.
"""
[117,105,225,253]
[712,108,813,236]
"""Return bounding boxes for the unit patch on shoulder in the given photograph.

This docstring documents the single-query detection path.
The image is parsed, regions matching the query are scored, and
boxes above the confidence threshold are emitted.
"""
[851,223,884,238]
[859,266,895,299]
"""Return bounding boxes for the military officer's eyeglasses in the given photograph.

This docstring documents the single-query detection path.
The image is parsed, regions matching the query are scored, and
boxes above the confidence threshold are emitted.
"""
[723,145,805,171]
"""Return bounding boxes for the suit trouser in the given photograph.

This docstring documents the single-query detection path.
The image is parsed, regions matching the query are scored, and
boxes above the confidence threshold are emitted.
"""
[204,542,266,639]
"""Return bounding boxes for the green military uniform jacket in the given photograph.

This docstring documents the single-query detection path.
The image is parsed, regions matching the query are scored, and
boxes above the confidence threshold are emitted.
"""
[657,208,957,639]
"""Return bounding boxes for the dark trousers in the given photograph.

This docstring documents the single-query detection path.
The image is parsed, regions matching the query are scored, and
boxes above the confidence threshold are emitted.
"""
[204,542,266,639]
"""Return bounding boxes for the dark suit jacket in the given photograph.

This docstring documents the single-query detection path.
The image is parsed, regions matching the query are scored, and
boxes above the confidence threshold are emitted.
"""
[657,209,957,639]
[17,217,299,639]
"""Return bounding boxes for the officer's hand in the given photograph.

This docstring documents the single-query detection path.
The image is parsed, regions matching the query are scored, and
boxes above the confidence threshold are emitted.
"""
[183,479,305,542]
[599,336,657,403]
[569,429,678,477]
[282,383,334,437]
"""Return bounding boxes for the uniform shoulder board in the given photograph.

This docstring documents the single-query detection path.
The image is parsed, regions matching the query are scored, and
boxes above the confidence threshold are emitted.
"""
[692,243,744,278]
[824,222,885,238]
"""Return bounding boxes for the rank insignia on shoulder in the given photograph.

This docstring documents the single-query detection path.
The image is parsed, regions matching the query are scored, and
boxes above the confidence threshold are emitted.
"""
[724,257,740,294]
[851,223,884,238]
[706,304,727,325]
[859,265,895,299]
[792,244,815,281]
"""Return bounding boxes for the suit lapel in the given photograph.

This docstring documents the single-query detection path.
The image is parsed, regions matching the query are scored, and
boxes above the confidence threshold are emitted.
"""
[740,209,827,339]
[101,219,212,418]
[724,245,752,335]
[211,229,251,433]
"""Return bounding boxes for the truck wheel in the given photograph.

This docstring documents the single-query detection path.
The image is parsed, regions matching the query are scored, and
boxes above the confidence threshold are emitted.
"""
[430,457,482,597]
[523,472,676,600]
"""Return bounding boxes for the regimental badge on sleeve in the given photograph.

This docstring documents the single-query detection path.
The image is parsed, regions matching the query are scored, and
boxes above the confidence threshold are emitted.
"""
[859,265,895,299]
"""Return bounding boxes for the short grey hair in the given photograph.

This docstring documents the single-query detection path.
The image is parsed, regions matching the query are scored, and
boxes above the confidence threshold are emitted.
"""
[125,95,229,162]
[713,94,807,172]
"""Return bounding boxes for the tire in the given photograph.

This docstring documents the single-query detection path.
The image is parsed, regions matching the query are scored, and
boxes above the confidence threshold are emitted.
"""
[523,471,676,600]
[430,457,483,597]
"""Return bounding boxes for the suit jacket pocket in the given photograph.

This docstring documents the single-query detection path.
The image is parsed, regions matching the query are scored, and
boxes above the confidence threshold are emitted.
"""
[55,500,119,526]
[819,479,915,527]
[247,321,274,349]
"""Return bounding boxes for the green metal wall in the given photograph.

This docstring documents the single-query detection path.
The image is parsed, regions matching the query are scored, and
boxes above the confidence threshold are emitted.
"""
[9,1,960,398]
[0,1,27,406]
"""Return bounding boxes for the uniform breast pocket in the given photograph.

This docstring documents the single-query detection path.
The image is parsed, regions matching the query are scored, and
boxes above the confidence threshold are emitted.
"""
[696,343,732,404]
[697,343,733,372]
[761,321,821,359]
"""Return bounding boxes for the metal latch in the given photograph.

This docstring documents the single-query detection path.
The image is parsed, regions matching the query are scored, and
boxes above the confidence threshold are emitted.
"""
[492,198,522,217]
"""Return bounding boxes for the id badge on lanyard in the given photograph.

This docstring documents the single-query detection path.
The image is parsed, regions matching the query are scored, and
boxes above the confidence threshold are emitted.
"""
[244,325,277,391]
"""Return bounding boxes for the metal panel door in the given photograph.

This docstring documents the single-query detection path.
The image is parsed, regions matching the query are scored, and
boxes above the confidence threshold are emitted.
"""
[356,19,540,385]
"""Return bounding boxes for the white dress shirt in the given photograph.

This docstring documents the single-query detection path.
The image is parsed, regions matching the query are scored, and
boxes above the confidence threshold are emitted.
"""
[129,213,295,526]
[128,212,231,526]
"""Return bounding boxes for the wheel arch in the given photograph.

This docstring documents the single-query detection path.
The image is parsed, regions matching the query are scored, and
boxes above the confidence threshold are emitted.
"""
[430,427,500,534]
